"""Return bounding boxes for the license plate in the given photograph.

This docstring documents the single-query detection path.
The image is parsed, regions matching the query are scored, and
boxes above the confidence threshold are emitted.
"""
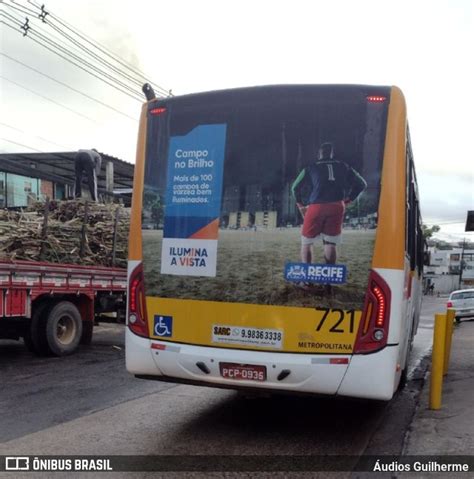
[220,363,266,382]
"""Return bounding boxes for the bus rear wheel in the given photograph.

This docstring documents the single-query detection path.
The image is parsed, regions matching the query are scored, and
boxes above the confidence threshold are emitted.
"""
[44,301,83,356]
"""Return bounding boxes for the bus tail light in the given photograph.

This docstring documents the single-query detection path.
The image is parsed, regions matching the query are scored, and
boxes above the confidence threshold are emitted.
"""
[128,264,149,338]
[150,107,167,116]
[354,270,391,354]
[367,95,387,103]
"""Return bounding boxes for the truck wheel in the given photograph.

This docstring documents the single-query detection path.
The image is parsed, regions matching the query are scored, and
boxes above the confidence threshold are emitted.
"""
[45,301,83,356]
[80,321,94,345]
[25,302,51,355]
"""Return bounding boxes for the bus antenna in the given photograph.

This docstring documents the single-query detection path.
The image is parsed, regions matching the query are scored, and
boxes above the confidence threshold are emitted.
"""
[142,83,156,101]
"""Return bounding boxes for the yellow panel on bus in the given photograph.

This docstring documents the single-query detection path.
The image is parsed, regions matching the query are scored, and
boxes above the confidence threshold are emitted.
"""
[146,297,361,354]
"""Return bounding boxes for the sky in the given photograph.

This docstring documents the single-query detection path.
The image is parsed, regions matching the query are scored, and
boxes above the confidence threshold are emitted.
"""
[1,0,473,242]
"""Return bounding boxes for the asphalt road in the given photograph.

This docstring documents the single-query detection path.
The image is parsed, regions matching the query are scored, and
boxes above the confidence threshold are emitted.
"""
[0,297,446,476]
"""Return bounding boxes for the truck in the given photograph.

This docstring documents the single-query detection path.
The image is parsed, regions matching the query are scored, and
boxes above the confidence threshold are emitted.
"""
[0,259,127,356]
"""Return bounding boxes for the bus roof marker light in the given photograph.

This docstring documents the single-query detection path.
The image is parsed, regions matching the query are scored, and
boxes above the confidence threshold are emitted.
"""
[150,107,167,116]
[367,95,386,103]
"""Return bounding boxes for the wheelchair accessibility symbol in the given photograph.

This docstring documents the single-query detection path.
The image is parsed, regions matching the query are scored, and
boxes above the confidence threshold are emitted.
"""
[154,315,173,337]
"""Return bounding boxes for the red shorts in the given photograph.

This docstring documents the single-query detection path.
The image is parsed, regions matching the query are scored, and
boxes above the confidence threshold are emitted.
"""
[302,201,345,241]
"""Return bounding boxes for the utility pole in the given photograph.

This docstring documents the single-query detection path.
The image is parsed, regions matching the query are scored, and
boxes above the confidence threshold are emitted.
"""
[458,238,466,289]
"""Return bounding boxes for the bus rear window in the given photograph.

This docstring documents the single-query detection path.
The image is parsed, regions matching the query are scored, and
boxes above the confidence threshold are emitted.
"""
[141,85,389,310]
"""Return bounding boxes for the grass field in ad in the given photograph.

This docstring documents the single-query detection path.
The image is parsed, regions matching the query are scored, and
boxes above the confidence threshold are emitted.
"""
[142,228,375,310]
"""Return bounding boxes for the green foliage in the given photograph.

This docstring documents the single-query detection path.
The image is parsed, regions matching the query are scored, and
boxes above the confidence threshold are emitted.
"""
[422,224,440,239]
[345,191,378,218]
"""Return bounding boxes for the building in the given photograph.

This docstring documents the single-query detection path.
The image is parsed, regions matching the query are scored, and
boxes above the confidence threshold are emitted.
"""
[424,245,474,293]
[0,151,134,207]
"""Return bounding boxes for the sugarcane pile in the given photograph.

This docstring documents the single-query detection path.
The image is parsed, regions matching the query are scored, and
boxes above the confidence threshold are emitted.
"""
[0,200,129,268]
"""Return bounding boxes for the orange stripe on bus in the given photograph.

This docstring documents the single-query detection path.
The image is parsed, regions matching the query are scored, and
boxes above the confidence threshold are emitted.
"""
[372,86,406,270]
[128,104,148,261]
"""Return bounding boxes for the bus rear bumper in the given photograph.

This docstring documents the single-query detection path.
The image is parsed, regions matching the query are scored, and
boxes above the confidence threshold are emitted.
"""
[126,331,399,400]
[126,328,163,376]
[127,331,350,395]
[337,345,399,400]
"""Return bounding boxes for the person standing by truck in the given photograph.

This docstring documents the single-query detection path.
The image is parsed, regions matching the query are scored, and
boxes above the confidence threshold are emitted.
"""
[74,149,102,201]
[291,142,367,267]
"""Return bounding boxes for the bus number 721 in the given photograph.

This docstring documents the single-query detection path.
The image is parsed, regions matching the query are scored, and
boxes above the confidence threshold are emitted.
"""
[315,308,356,334]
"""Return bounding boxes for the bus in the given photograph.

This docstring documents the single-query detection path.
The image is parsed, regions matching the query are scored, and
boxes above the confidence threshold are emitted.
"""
[126,84,424,401]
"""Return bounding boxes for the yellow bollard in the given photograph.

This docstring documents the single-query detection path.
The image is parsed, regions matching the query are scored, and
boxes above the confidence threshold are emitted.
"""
[443,309,455,376]
[429,313,447,410]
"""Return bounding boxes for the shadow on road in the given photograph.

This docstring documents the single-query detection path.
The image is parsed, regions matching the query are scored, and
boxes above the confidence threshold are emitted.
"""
[170,391,388,455]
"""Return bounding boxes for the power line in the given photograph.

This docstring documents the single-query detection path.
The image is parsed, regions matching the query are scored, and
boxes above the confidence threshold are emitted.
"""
[1,53,138,121]
[2,8,145,101]
[2,9,144,102]
[5,0,37,17]
[15,0,170,97]
[27,0,170,96]
[1,75,99,123]
[0,121,71,149]
[0,137,44,152]
[439,222,470,226]
[8,8,110,67]
[26,31,143,101]
[0,9,24,26]
[47,18,145,89]
[3,2,170,135]
[29,24,144,99]
[2,16,143,102]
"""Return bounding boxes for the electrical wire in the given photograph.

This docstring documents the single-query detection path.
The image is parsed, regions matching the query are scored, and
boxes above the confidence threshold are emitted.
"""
[9,0,37,16]
[2,15,144,102]
[26,0,170,96]
[0,137,44,152]
[4,2,171,99]
[6,1,171,97]
[2,9,144,101]
[23,22,144,100]
[0,9,24,26]
[46,19,145,89]
[28,21,144,98]
[1,75,99,123]
[0,121,71,149]
[1,53,138,121]
[9,9,108,66]
[18,0,168,95]
[428,221,471,226]
[26,32,143,101]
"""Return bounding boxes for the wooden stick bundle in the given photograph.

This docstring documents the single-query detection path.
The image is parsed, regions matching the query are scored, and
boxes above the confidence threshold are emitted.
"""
[0,200,129,268]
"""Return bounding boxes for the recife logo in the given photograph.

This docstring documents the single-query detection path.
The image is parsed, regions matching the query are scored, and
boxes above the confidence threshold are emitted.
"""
[286,264,307,281]
[154,315,173,337]
[285,263,347,285]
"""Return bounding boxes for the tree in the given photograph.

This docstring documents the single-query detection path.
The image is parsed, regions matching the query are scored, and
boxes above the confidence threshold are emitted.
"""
[422,224,440,239]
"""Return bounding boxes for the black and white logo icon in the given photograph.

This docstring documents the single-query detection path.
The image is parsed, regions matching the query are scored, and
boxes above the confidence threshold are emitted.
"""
[5,457,30,471]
